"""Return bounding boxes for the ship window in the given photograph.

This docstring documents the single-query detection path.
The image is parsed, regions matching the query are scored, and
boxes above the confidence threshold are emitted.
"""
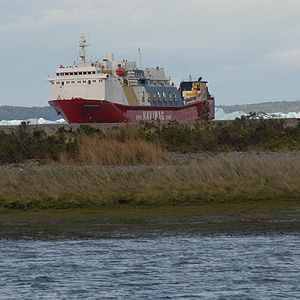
[153,92,156,102]
[83,72,87,75]
[174,92,177,102]
[74,72,78,75]
[56,73,59,76]
[163,92,166,102]
[92,71,96,74]
[93,80,96,82]
[88,72,91,74]
[65,73,69,76]
[158,93,161,102]
[71,81,75,84]
[66,81,70,84]
[99,80,102,82]
[70,72,73,75]
[88,80,91,84]
[147,92,150,102]
[83,80,86,83]
[51,81,54,84]
[79,72,82,75]
[60,73,64,76]
[56,82,60,84]
[61,82,64,86]
[168,92,172,102]
[78,81,81,83]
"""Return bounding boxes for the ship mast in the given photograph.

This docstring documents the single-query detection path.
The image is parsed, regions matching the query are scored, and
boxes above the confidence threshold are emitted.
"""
[79,35,89,65]
[138,48,142,69]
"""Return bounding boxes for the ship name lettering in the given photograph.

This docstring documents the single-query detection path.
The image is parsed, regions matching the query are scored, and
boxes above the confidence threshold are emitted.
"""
[142,110,165,120]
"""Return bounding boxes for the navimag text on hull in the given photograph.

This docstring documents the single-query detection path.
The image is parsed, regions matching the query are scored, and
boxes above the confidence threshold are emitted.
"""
[46,36,215,123]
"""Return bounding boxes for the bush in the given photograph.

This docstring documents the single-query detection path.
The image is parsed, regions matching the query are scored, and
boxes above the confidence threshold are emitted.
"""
[1,118,300,165]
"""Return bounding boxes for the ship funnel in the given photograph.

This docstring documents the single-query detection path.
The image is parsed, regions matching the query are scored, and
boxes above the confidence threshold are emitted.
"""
[106,53,114,61]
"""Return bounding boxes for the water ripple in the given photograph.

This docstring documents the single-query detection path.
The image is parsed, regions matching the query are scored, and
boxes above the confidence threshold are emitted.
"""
[0,235,300,299]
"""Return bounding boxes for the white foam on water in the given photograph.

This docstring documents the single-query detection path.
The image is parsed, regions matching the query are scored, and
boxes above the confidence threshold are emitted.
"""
[0,118,66,126]
[214,107,300,120]
[214,108,246,120]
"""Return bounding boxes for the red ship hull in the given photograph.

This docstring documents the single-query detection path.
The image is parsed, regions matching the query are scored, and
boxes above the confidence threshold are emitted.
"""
[49,98,215,123]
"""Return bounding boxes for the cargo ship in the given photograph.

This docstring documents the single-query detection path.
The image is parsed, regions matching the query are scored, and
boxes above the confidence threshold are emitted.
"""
[46,36,215,123]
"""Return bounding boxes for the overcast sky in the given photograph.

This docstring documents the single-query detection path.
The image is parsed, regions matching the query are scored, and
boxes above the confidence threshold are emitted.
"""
[1,0,300,107]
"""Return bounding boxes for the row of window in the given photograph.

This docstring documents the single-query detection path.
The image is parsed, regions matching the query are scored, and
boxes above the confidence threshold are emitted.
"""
[56,71,98,76]
[145,91,177,102]
[51,80,103,85]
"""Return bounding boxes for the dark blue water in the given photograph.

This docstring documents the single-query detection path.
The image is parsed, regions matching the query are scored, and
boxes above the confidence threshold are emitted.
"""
[1,234,300,299]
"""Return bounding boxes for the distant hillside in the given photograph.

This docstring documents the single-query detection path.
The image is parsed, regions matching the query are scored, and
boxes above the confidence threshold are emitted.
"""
[0,106,58,121]
[218,100,300,114]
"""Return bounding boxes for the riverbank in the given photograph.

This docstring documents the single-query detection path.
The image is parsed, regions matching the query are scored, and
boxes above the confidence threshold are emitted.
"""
[1,201,300,240]
[1,120,300,239]
[2,150,300,239]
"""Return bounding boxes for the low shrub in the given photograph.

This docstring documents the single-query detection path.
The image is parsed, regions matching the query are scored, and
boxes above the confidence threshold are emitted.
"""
[2,118,300,164]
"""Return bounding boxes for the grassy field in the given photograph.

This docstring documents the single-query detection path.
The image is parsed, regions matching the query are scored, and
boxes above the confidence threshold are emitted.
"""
[1,152,300,213]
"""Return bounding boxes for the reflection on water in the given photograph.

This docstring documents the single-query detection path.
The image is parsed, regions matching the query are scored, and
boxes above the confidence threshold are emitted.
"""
[1,233,300,299]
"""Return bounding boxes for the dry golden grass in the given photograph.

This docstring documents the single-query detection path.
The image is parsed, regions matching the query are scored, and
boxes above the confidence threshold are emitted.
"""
[102,125,141,140]
[71,135,169,165]
[1,153,300,210]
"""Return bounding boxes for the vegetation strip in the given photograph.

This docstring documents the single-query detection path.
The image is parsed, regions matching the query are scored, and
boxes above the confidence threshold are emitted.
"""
[2,117,300,164]
[1,154,300,211]
[1,117,300,212]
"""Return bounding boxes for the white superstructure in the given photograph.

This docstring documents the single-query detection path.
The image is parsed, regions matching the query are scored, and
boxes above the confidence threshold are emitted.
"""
[46,36,172,106]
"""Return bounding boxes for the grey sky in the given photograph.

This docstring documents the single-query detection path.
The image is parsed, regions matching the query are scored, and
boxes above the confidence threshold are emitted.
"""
[1,0,300,107]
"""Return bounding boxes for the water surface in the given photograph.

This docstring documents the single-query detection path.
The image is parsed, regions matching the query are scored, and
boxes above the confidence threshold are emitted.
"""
[1,232,300,299]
